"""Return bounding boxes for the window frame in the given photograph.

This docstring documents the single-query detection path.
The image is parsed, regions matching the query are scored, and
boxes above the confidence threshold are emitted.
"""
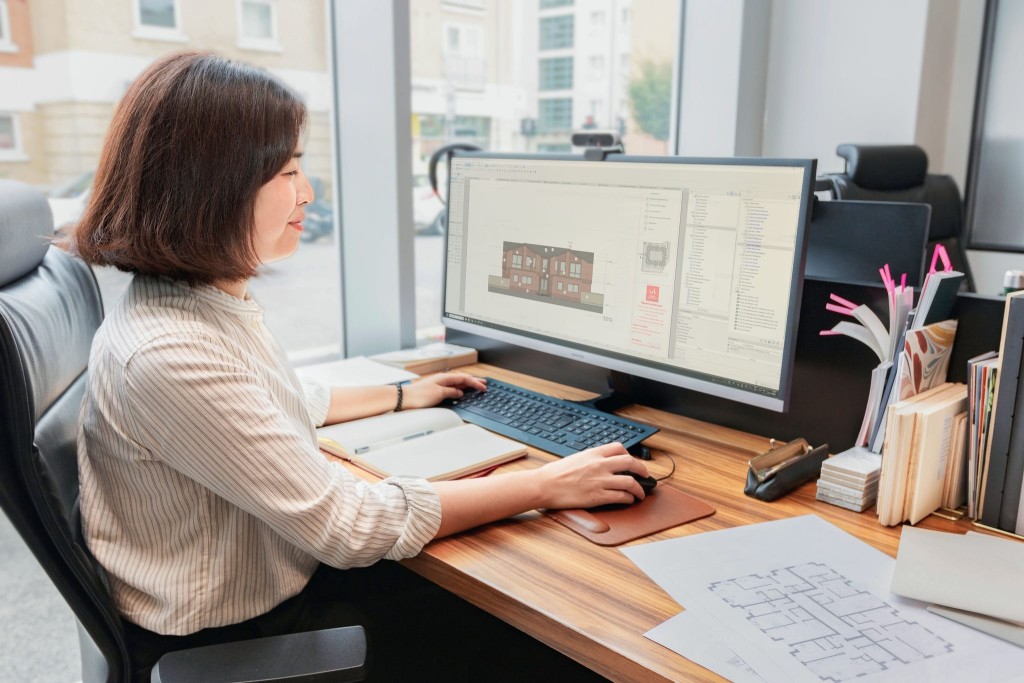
[132,0,188,43]
[237,0,281,53]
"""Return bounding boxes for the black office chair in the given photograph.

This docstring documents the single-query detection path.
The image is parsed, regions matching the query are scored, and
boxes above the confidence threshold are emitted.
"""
[819,143,975,291]
[0,179,367,683]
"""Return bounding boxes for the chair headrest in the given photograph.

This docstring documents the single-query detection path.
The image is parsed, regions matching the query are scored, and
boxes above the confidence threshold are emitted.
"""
[836,144,929,191]
[0,179,55,287]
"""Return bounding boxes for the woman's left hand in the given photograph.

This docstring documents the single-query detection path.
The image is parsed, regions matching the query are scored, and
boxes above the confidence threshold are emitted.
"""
[401,373,487,409]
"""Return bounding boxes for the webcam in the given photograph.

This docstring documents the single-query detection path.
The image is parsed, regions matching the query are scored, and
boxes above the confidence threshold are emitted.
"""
[570,130,622,148]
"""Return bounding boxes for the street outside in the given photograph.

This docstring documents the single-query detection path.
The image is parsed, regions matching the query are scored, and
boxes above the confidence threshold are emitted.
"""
[92,233,447,358]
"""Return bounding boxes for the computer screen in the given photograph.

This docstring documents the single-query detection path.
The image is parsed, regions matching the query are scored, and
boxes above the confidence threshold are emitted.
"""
[442,153,816,412]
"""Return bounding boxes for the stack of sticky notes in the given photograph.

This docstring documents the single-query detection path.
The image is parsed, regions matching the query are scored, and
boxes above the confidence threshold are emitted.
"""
[816,446,882,512]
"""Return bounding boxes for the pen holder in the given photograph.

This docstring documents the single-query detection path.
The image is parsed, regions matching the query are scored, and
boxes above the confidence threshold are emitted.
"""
[744,438,829,502]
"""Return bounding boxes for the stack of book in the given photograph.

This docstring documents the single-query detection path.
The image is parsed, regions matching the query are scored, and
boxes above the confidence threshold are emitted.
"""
[877,382,969,526]
[816,447,881,512]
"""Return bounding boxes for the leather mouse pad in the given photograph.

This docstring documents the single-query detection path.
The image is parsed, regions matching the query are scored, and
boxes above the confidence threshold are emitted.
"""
[545,485,715,546]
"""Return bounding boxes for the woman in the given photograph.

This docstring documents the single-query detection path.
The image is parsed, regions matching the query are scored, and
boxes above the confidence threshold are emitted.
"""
[69,52,649,679]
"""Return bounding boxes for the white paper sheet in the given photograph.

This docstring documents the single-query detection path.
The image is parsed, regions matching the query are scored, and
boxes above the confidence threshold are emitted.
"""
[646,610,768,683]
[624,515,1024,683]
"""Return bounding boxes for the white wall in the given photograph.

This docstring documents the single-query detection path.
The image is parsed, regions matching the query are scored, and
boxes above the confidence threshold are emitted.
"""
[761,0,930,174]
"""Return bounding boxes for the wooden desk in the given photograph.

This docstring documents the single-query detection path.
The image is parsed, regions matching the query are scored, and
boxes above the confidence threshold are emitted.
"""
[394,363,973,682]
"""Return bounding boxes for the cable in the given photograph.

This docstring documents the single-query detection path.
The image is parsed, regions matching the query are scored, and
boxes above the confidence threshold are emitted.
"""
[654,450,677,482]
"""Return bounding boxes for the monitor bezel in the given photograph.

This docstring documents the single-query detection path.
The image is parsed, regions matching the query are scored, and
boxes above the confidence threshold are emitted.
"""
[440,151,817,412]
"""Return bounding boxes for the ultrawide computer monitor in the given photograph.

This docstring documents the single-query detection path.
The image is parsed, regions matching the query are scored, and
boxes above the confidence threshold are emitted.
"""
[442,153,817,412]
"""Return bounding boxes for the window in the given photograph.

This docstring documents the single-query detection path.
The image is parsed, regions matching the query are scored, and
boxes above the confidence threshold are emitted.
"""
[525,256,534,268]
[522,275,533,285]
[409,2,681,337]
[569,262,581,278]
[540,15,573,50]
[134,0,185,40]
[568,283,579,293]
[538,98,572,132]
[511,253,522,268]
[539,57,573,91]
[557,281,564,291]
[559,261,566,275]
[238,0,280,51]
[0,0,15,52]
[0,113,24,160]
[514,274,519,283]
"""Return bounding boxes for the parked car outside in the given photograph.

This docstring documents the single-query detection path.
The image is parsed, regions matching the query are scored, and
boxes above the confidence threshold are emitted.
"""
[47,171,94,231]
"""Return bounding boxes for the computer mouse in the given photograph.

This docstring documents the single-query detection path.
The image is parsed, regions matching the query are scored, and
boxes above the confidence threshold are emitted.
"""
[619,471,658,498]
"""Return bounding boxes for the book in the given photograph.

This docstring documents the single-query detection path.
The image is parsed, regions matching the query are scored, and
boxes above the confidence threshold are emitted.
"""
[941,411,968,510]
[870,318,957,453]
[316,408,526,481]
[369,343,478,376]
[912,270,965,329]
[295,356,418,387]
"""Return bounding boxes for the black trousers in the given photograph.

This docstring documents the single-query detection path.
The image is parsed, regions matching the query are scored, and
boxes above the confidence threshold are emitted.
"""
[124,561,609,682]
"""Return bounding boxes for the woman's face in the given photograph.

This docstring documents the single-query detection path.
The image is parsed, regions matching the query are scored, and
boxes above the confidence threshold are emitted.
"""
[252,144,314,265]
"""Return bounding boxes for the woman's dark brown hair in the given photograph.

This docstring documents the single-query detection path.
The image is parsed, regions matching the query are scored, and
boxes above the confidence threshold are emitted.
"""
[68,51,306,284]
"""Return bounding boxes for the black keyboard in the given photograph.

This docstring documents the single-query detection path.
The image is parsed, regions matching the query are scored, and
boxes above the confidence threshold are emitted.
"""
[447,377,657,457]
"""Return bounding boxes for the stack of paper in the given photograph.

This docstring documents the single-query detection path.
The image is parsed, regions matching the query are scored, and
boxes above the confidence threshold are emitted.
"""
[816,446,881,512]
[892,527,1024,647]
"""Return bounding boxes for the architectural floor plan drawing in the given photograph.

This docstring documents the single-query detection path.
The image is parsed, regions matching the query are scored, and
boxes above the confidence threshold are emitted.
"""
[709,562,952,683]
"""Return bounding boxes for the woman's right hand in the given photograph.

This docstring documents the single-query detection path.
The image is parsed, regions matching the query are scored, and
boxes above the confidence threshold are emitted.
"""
[534,442,651,509]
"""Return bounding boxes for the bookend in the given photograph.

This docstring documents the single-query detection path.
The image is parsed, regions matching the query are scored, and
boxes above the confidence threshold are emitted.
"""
[744,438,829,502]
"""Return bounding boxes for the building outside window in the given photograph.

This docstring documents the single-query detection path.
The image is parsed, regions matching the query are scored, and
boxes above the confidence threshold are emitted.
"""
[540,15,574,50]
[238,0,280,51]
[570,261,581,278]
[511,253,522,268]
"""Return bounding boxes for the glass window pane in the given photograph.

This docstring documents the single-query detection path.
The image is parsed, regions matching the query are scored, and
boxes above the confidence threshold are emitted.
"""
[0,115,14,150]
[539,15,574,50]
[968,0,1024,251]
[242,2,273,40]
[2,2,343,360]
[139,0,176,29]
[411,1,681,338]
[539,57,573,91]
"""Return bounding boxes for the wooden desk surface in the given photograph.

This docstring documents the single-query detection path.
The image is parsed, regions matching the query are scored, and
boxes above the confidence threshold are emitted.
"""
[397,364,973,682]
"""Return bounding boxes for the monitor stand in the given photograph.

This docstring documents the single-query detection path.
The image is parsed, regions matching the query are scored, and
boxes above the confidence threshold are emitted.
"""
[569,370,652,460]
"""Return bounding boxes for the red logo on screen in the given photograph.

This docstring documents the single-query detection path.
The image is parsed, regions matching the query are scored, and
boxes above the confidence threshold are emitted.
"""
[646,285,659,302]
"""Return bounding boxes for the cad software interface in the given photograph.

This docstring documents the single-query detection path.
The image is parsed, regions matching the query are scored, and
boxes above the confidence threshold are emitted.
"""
[443,156,808,399]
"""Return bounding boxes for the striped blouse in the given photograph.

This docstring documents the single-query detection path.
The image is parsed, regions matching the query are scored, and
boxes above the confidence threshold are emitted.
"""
[78,275,442,636]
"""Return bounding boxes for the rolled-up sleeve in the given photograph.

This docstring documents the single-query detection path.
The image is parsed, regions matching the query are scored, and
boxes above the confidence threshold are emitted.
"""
[122,332,442,567]
[299,377,332,428]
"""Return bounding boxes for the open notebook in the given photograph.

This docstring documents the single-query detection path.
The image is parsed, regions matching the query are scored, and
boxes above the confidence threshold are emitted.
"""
[317,408,527,481]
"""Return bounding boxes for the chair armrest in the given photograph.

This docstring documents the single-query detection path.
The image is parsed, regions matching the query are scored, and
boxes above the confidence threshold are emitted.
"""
[150,626,367,683]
